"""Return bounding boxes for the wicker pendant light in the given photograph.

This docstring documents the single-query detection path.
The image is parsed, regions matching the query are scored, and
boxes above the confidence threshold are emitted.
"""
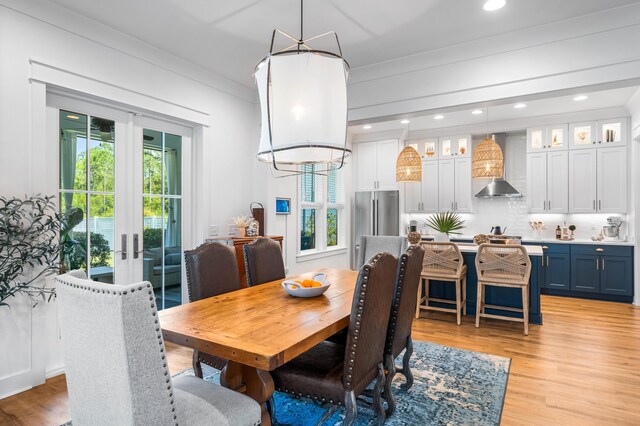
[472,136,503,178]
[396,146,422,182]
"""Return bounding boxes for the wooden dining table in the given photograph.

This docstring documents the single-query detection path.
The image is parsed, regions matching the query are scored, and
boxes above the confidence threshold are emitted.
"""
[159,268,359,426]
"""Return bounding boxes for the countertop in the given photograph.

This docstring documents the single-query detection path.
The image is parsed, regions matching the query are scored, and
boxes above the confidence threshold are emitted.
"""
[421,234,634,247]
[454,242,543,257]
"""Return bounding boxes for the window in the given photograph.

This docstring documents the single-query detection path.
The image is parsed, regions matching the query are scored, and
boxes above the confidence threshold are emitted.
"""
[299,164,344,254]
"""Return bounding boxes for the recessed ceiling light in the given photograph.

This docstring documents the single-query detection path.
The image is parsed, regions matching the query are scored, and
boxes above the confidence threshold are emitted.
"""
[483,0,506,11]
[362,125,372,129]
[573,95,588,101]
[400,119,410,124]
[433,115,444,120]
[514,103,526,109]
[66,114,80,120]
[472,109,484,115]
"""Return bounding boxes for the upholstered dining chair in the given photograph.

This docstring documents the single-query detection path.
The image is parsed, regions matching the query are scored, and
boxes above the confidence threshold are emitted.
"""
[416,242,467,325]
[270,253,398,426]
[184,242,241,377]
[243,237,286,286]
[55,270,260,426]
[382,244,425,417]
[475,243,532,335]
[357,235,407,268]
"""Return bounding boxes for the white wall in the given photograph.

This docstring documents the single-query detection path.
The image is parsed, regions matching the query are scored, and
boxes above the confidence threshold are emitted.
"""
[0,0,260,398]
[625,87,640,305]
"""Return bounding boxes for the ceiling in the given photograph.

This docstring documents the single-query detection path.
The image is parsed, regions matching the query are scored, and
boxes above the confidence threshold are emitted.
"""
[347,86,639,134]
[50,0,640,89]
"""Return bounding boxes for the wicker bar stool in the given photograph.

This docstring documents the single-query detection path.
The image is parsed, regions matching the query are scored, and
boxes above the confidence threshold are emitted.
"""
[475,243,532,335]
[416,242,467,325]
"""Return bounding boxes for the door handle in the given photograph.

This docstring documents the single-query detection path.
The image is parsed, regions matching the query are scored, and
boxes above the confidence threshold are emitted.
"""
[546,256,549,266]
[596,248,604,252]
[376,199,379,235]
[596,258,599,270]
[114,234,127,260]
[548,200,551,210]
[372,199,376,235]
[602,258,605,270]
[133,233,144,259]
[542,246,549,250]
[543,200,545,210]
[599,200,601,211]
[593,200,596,210]
[451,202,454,211]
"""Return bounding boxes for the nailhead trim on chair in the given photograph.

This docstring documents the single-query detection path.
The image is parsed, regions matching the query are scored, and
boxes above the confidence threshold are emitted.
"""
[58,277,179,426]
[385,247,414,355]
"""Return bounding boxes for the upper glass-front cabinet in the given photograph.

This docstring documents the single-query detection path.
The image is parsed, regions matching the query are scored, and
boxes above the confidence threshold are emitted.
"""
[527,125,568,152]
[569,118,627,149]
[439,135,470,157]
[407,138,439,159]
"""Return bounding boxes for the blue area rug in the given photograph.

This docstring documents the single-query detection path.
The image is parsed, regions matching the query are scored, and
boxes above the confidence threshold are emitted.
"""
[181,341,511,426]
[61,341,509,426]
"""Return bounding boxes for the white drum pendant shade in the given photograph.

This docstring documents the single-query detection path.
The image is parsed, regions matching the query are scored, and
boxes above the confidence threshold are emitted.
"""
[256,52,350,165]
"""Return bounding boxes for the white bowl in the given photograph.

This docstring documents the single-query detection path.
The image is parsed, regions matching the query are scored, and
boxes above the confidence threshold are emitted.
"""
[281,273,331,298]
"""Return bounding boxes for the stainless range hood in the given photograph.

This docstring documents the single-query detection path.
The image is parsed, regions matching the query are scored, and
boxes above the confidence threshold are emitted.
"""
[476,179,522,198]
[475,133,523,198]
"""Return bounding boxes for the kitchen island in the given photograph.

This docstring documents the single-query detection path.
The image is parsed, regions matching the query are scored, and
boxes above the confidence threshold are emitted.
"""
[423,241,544,325]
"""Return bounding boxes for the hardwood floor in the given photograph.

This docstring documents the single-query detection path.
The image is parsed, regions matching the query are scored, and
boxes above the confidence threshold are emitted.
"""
[1,295,639,425]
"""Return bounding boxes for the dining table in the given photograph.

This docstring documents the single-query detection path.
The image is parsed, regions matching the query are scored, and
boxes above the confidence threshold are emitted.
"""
[159,268,359,426]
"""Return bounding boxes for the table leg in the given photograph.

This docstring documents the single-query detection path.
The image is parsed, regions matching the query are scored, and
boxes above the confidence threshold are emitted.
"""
[221,361,275,426]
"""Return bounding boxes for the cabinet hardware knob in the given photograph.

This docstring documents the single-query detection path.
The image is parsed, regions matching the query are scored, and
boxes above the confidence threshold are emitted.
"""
[596,248,604,252]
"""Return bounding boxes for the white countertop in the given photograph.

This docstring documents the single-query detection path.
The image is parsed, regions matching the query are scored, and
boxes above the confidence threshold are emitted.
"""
[453,242,543,257]
[421,234,634,247]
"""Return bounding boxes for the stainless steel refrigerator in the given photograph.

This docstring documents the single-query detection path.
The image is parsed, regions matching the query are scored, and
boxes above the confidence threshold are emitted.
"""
[351,190,400,269]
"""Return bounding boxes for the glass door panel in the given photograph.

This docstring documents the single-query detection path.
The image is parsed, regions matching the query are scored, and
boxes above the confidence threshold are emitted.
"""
[142,128,183,310]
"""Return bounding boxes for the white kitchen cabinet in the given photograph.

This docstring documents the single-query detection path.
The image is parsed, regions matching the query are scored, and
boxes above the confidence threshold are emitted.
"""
[404,160,439,213]
[568,146,627,213]
[438,159,455,212]
[454,157,473,212]
[597,146,627,213]
[547,151,569,213]
[439,135,471,158]
[438,158,472,212]
[569,118,627,149]
[526,152,548,212]
[527,125,568,152]
[569,149,597,212]
[355,139,398,191]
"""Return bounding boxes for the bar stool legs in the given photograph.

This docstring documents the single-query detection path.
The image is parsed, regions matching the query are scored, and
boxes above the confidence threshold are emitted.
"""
[475,281,530,336]
[416,276,465,325]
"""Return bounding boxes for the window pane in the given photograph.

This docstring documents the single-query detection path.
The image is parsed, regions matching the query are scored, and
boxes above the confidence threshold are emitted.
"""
[88,194,115,283]
[144,130,163,195]
[89,117,115,192]
[163,198,182,309]
[300,208,316,250]
[60,192,88,272]
[327,164,340,204]
[327,208,338,247]
[300,164,315,203]
[59,110,87,193]
[164,133,182,196]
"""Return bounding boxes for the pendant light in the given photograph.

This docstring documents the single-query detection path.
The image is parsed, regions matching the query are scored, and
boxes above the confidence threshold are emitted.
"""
[255,0,351,175]
[472,108,503,178]
[396,121,422,182]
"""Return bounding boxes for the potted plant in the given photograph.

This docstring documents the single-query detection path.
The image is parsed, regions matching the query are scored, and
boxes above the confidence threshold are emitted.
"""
[0,195,61,308]
[568,225,576,240]
[425,211,465,242]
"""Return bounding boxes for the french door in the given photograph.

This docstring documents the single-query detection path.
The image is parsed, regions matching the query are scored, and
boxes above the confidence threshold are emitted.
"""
[48,94,193,309]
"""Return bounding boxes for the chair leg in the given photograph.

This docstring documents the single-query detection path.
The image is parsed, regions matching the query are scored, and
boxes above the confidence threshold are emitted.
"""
[462,276,467,315]
[425,279,430,310]
[267,397,277,425]
[314,405,337,426]
[455,279,462,326]
[401,336,414,391]
[373,363,386,426]
[192,350,203,379]
[415,278,423,319]
[383,354,396,417]
[344,390,357,426]
[522,286,529,336]
[481,283,487,314]
[475,282,482,328]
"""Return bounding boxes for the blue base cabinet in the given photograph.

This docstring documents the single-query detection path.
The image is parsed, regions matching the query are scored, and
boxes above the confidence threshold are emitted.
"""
[571,254,600,293]
[600,256,633,296]
[542,244,571,290]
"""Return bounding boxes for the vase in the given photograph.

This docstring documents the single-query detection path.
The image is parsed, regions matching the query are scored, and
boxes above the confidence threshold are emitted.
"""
[236,227,246,237]
[434,232,450,242]
[533,230,541,240]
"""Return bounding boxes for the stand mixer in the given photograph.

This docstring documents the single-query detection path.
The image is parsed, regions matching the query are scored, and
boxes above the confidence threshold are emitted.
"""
[602,216,623,240]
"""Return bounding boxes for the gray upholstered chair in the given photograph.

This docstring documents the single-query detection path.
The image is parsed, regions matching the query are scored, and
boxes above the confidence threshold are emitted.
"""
[357,235,407,268]
[56,270,260,426]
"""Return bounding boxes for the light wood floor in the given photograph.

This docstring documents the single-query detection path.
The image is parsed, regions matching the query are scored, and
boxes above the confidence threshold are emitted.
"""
[1,295,639,426]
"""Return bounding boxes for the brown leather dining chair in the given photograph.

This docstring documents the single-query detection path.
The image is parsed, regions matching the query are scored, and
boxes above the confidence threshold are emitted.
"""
[270,252,398,426]
[184,242,242,377]
[382,244,425,417]
[243,237,286,286]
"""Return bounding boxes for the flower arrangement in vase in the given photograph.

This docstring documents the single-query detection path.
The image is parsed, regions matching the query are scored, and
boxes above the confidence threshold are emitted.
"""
[231,215,252,237]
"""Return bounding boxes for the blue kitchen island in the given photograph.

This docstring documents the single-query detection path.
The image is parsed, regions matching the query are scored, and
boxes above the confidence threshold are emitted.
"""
[424,242,544,325]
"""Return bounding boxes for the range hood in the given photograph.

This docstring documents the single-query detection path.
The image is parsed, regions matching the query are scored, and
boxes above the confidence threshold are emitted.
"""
[475,133,523,198]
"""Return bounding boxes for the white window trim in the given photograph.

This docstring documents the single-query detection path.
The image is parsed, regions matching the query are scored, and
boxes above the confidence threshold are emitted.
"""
[297,165,346,257]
